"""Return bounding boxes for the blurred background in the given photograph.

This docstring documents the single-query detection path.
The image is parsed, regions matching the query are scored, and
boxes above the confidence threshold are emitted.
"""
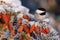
[21,0,60,33]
